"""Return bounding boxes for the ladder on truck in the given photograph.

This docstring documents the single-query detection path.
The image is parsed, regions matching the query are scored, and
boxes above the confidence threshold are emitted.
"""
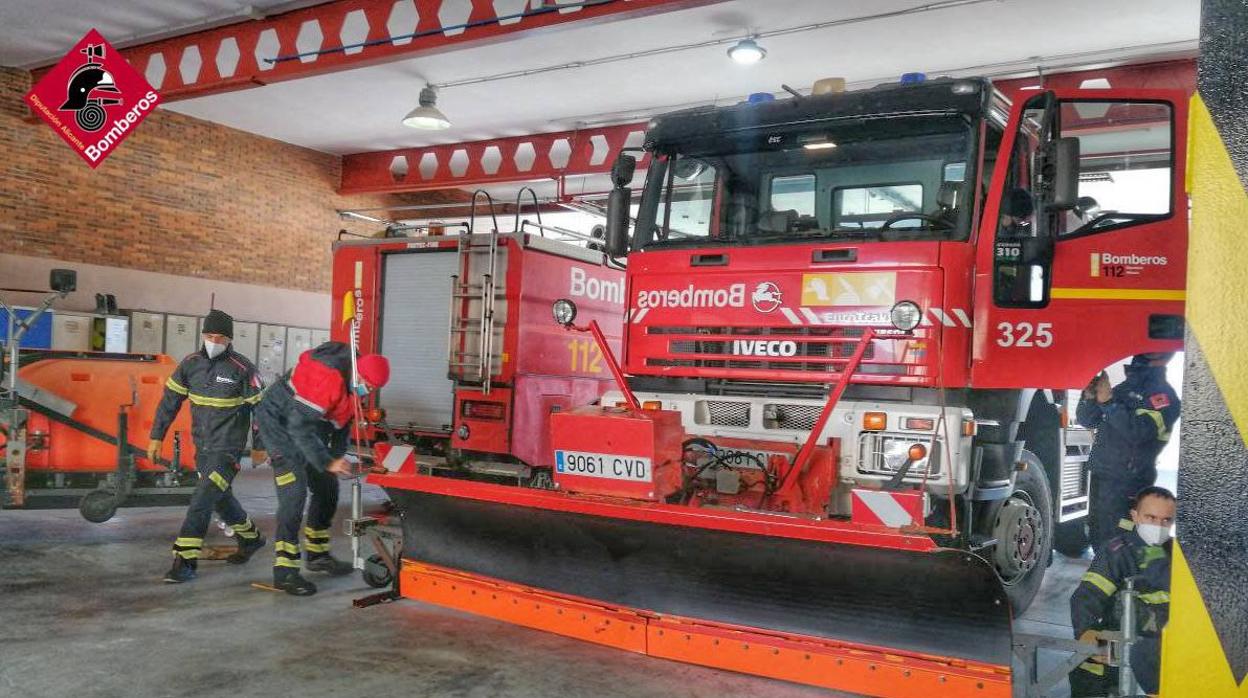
[447,191,506,394]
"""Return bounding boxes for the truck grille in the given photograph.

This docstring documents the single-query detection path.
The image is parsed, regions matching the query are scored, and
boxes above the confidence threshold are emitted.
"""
[644,325,933,385]
[764,403,821,431]
[701,400,751,428]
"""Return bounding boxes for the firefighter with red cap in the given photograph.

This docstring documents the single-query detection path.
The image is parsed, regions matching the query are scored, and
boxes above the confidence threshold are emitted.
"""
[254,340,390,596]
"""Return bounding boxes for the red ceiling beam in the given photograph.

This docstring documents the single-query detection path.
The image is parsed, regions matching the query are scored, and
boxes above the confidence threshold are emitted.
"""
[340,121,650,194]
[993,58,1195,97]
[31,0,728,103]
[339,59,1196,196]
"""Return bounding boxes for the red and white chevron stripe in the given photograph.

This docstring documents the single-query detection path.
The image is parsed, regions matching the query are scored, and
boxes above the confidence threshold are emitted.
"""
[850,488,925,529]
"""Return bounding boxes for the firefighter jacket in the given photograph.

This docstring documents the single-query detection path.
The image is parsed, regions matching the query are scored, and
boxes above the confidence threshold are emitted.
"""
[150,346,265,456]
[1075,365,1179,485]
[255,341,353,472]
[1070,521,1171,639]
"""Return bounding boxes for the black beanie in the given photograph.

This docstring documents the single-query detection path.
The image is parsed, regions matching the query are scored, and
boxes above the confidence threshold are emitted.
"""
[202,309,234,338]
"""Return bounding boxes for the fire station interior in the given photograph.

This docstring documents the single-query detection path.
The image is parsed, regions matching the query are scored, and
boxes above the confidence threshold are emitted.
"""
[3,2,1246,697]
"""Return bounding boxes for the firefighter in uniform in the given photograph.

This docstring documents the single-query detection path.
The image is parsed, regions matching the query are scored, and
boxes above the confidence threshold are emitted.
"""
[1069,486,1174,696]
[255,341,390,596]
[149,310,267,583]
[1076,352,1179,555]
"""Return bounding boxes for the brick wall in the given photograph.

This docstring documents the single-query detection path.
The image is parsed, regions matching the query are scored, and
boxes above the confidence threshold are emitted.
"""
[0,66,454,294]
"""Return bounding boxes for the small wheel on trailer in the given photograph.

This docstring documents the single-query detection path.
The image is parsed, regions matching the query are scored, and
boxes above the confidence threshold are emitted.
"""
[362,554,392,588]
[79,490,118,523]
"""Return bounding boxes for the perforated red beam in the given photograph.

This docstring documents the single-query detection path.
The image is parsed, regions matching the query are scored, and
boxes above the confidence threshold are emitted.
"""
[993,58,1195,96]
[339,121,650,194]
[31,0,727,103]
[339,59,1196,195]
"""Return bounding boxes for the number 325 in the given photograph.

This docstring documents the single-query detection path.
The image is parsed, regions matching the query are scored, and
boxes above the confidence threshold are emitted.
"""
[996,322,1053,348]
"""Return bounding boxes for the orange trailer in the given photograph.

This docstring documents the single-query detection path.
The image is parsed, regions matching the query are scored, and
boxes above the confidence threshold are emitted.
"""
[1,351,199,521]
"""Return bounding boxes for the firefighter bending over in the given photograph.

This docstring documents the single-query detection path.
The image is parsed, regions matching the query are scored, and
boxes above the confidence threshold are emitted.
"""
[1077,352,1179,555]
[149,310,267,583]
[255,341,390,596]
[1069,486,1174,696]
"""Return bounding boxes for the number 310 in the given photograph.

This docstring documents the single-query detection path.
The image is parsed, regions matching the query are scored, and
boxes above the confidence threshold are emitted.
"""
[996,322,1054,348]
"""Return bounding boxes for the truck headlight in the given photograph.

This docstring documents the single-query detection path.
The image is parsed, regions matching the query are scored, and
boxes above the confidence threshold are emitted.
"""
[890,301,922,331]
[861,435,940,477]
[552,298,578,326]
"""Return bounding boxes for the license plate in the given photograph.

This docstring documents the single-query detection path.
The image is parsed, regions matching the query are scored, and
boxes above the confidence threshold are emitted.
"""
[555,450,652,482]
[714,449,785,470]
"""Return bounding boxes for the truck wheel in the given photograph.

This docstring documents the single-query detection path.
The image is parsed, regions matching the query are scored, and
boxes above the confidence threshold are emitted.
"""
[1054,518,1090,558]
[991,451,1052,614]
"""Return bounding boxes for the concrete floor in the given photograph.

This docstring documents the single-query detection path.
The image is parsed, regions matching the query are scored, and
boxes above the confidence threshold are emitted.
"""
[0,469,1088,698]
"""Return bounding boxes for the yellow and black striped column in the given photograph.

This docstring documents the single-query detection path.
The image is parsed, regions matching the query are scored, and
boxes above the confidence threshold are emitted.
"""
[1160,1,1248,694]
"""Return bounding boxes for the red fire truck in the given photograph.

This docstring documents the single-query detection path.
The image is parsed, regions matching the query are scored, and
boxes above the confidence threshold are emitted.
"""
[331,213,625,482]
[363,77,1187,696]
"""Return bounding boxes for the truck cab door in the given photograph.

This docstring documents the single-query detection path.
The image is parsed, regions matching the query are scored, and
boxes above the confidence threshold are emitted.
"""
[971,89,1188,389]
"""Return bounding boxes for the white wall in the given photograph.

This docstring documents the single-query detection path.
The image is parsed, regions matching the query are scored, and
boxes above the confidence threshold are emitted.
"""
[0,253,329,329]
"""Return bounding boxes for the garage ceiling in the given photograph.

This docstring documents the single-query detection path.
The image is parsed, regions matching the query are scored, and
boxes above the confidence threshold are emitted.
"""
[2,0,1199,158]
[0,0,323,67]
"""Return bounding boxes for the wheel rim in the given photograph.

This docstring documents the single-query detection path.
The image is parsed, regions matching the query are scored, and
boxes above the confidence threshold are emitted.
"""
[992,490,1042,586]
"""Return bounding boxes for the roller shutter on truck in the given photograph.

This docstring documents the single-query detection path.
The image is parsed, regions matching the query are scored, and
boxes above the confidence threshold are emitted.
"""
[379,251,458,430]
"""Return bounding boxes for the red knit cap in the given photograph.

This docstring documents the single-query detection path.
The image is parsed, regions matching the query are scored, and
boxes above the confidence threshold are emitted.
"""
[357,354,391,388]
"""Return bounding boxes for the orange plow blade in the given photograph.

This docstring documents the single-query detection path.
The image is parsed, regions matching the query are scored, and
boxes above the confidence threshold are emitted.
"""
[400,561,1011,697]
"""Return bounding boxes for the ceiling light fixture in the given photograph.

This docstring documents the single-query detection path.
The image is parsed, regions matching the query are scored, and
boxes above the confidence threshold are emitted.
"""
[402,84,451,130]
[727,38,766,65]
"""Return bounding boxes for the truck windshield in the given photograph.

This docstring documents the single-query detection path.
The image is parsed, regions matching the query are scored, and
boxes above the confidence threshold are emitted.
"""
[636,115,977,247]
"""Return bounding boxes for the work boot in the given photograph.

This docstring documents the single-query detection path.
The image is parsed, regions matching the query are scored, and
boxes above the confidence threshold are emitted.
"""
[226,533,267,565]
[305,553,354,576]
[273,571,317,596]
[163,557,198,584]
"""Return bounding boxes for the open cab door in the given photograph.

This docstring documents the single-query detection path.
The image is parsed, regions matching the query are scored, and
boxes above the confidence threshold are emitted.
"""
[972,88,1188,388]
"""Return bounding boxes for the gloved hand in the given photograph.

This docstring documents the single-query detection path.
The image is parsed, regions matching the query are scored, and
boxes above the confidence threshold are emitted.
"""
[326,457,353,478]
[1094,373,1112,404]
[249,449,269,466]
[146,438,162,463]
[1078,629,1109,663]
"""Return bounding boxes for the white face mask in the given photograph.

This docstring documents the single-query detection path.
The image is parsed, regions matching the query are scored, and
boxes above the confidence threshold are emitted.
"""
[1137,522,1171,546]
[204,339,228,359]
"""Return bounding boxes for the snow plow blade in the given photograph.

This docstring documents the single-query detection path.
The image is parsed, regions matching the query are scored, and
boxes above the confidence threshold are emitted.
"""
[385,483,1013,696]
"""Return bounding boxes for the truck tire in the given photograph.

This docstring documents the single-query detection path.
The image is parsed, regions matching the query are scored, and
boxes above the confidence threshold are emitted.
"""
[1054,517,1090,558]
[991,451,1052,614]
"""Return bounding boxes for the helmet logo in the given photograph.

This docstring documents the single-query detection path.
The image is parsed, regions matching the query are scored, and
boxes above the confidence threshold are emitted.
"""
[59,43,123,132]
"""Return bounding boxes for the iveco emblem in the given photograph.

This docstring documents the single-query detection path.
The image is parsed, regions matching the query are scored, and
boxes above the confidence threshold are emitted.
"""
[751,282,783,313]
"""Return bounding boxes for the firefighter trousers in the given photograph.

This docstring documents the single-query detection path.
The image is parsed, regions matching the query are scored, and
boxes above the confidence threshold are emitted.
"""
[1088,475,1144,556]
[270,452,339,578]
[172,452,260,562]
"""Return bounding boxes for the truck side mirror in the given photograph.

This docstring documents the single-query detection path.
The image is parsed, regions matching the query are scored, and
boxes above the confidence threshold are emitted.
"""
[50,269,77,293]
[605,154,637,257]
[611,153,637,188]
[1051,137,1080,210]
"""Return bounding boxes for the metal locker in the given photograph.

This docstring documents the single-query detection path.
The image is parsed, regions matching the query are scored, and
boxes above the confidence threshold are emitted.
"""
[165,314,200,359]
[51,313,92,351]
[285,328,313,371]
[257,324,286,386]
[232,321,259,364]
[94,316,128,352]
[128,311,164,354]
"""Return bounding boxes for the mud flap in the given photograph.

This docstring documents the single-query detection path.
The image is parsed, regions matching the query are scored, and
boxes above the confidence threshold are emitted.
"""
[389,488,1012,667]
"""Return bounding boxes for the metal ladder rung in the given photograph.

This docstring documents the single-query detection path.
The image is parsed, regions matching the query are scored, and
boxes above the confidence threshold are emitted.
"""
[451,291,507,298]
